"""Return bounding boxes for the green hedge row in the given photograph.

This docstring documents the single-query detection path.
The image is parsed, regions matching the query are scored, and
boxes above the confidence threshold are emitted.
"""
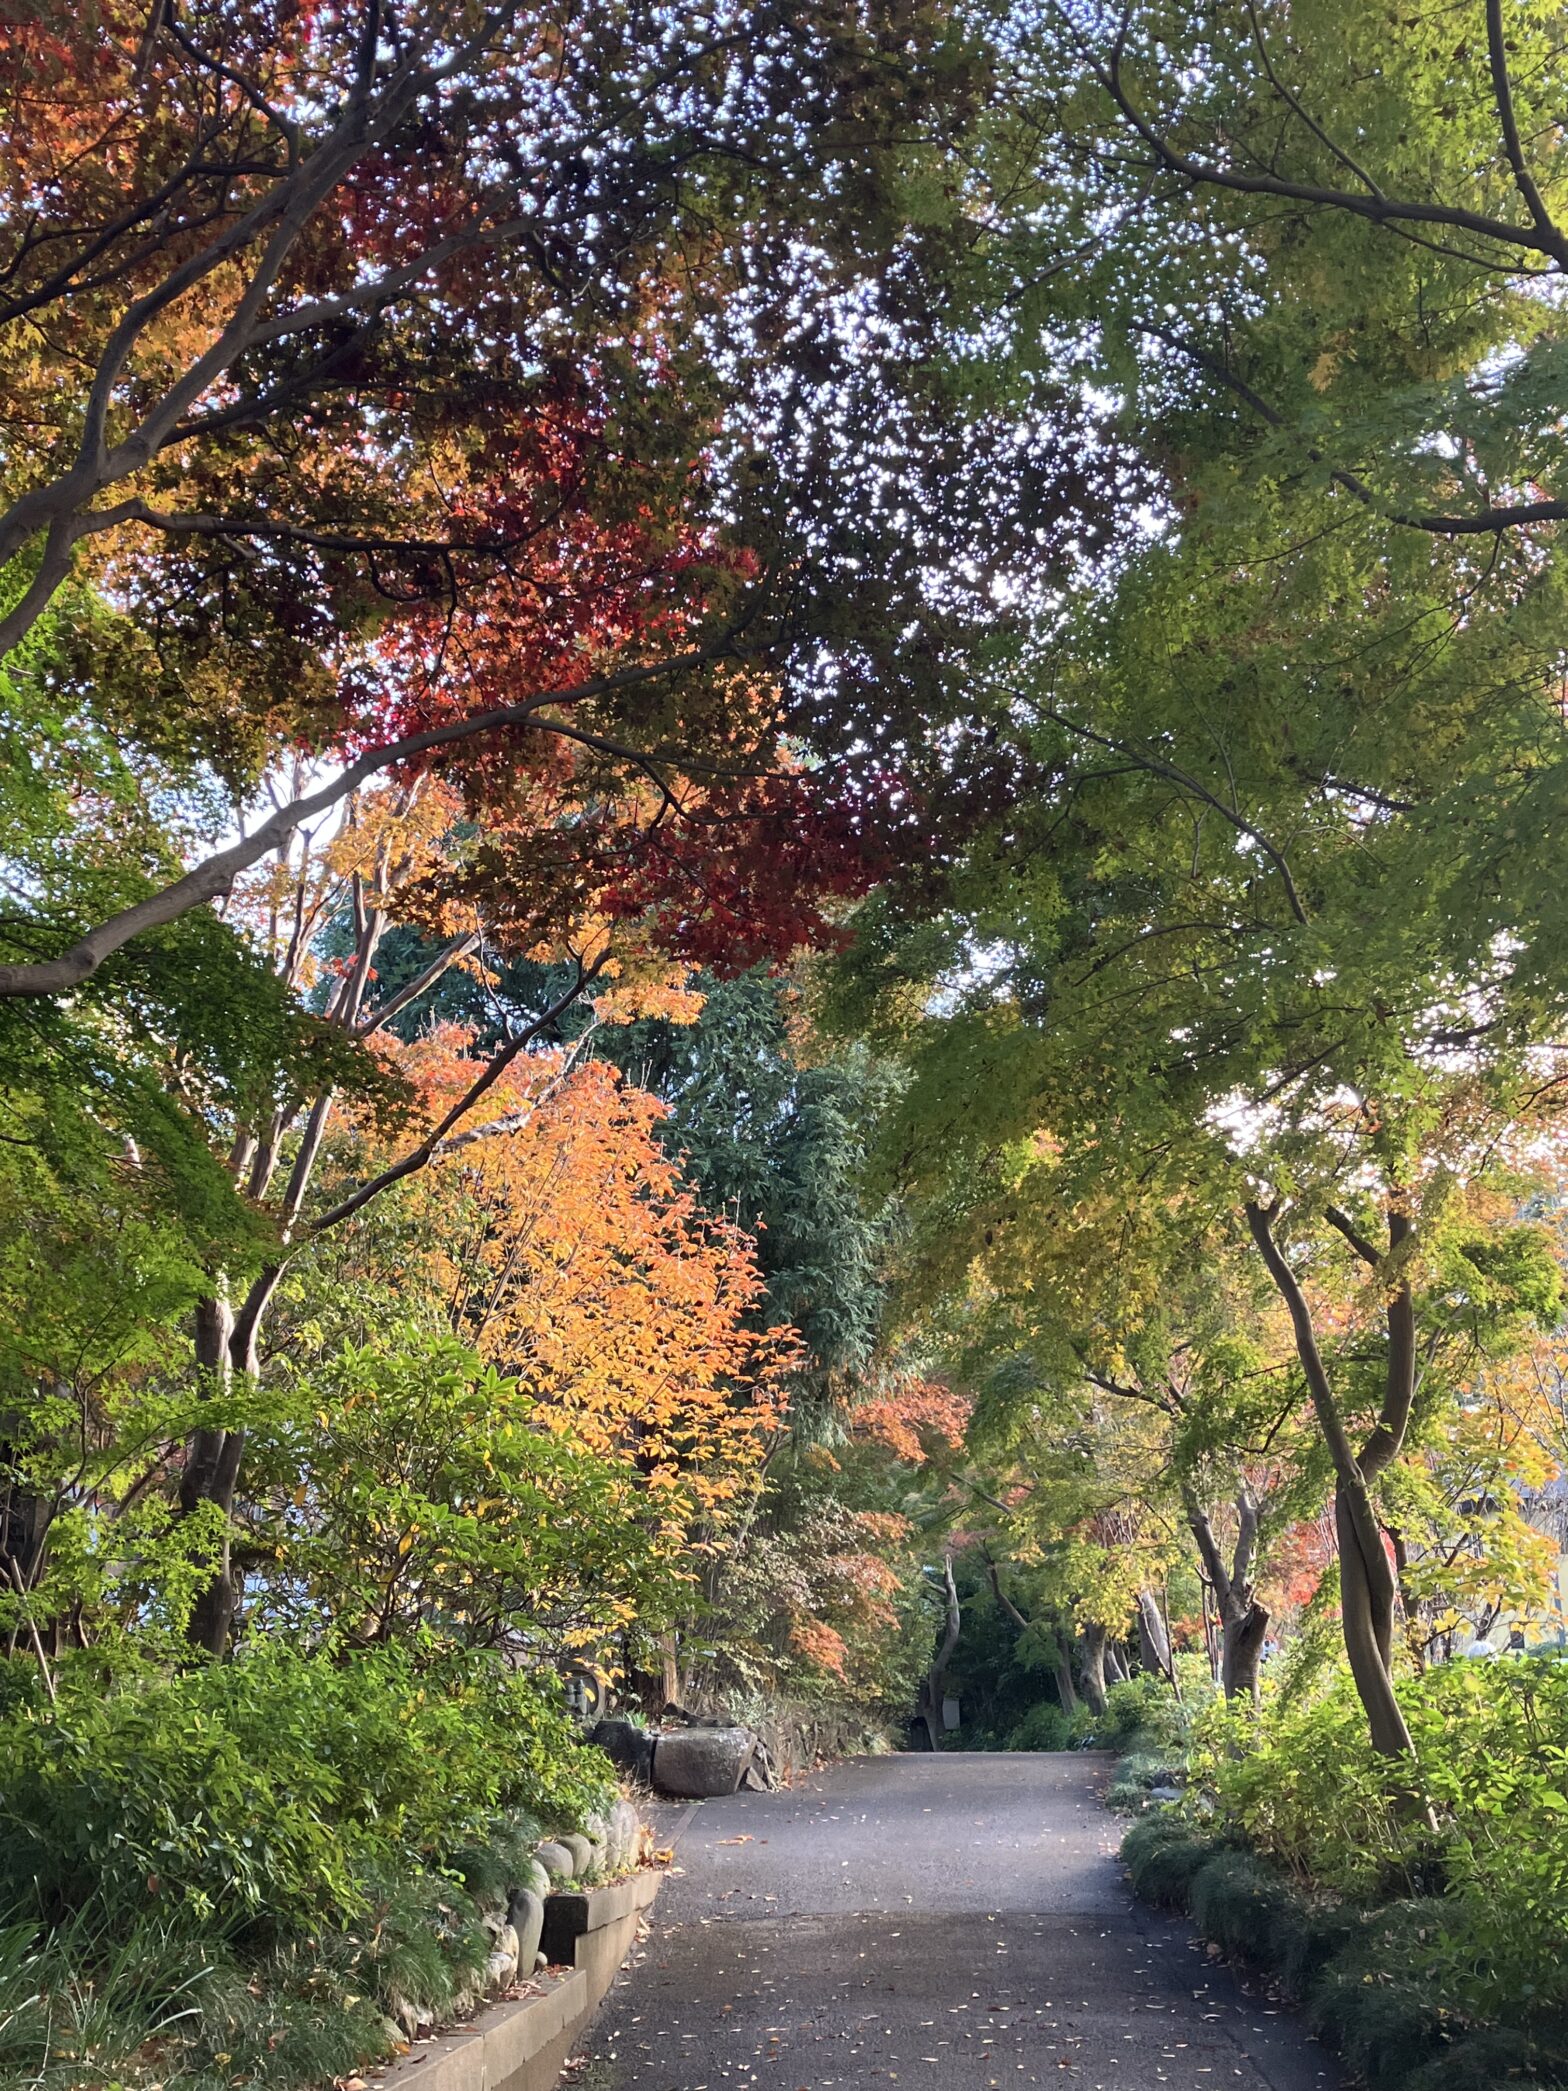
[1122,1813,1568,2091]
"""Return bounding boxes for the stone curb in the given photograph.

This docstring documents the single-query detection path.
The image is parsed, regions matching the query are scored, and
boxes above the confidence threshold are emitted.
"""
[378,1869,661,2091]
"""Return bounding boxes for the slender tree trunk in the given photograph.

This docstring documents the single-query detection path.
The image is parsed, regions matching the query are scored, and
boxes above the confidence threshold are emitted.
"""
[1184,1481,1269,1707]
[178,927,587,1656]
[917,1551,962,1750]
[182,1289,242,1658]
[1335,1485,1413,1756]
[1247,1198,1418,1759]
[985,1555,1080,1715]
[1054,1640,1080,1715]
[1136,1587,1181,1697]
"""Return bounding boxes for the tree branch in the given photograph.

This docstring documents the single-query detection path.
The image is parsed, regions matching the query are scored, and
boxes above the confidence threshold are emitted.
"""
[1323,1204,1383,1268]
[1026,696,1309,924]
[0,639,737,998]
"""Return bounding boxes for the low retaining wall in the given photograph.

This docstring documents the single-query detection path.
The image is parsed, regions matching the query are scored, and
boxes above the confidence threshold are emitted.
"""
[380,1870,660,2091]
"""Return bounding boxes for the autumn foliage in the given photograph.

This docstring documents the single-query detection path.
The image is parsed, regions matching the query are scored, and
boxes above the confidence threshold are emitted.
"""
[371,1023,794,1549]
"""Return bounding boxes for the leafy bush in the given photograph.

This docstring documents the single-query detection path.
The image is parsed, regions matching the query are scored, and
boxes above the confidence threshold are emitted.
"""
[0,1643,612,2091]
[1266,1892,1365,2002]
[1076,1675,1189,1754]
[1003,1701,1070,1752]
[1302,1903,1450,2091]
[1194,1656,1568,2027]
[0,1640,610,1937]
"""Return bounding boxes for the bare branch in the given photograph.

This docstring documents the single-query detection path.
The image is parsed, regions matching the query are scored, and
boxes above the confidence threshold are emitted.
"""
[307,959,602,1234]
[1023,693,1310,924]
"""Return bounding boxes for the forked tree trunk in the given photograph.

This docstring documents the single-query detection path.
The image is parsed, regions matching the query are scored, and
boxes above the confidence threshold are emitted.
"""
[985,1555,1079,1714]
[1336,1482,1411,1757]
[1247,1198,1418,1759]
[1183,1481,1269,1707]
[1077,1620,1109,1715]
[177,932,594,1657]
[917,1550,962,1749]
[1136,1588,1182,1697]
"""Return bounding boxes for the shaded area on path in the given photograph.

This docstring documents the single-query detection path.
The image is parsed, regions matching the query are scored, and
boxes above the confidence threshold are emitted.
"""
[577,1754,1338,2091]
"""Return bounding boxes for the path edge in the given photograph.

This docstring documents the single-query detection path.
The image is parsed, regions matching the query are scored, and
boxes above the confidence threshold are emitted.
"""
[378,1870,662,2091]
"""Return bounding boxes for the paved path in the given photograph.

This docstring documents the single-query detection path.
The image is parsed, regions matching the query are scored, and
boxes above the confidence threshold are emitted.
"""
[575,1753,1338,2091]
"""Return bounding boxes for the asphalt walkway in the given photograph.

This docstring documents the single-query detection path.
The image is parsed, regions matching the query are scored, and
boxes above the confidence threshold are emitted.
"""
[575,1752,1338,2091]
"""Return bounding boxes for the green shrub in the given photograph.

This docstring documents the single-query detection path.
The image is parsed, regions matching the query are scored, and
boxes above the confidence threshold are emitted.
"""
[1402,2025,1559,2091]
[1004,1701,1070,1752]
[1090,1675,1188,1754]
[0,1641,610,1938]
[1121,1814,1220,1910]
[1188,1848,1302,1971]
[1267,1892,1365,2003]
[0,1648,611,2091]
[1304,1905,1451,2091]
[1193,1657,1568,2028]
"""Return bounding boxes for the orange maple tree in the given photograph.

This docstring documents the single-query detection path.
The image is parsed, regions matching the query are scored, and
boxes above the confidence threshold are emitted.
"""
[366,1022,795,1561]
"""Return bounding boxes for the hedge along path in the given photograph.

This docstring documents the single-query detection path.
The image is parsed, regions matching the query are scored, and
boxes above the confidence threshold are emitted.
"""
[572,1752,1337,2091]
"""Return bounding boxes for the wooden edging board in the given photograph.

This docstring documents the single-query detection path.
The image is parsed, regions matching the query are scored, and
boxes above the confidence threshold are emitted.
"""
[376,1869,662,2091]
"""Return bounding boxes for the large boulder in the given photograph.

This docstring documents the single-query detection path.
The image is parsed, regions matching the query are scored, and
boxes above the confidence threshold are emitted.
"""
[484,1920,520,1992]
[521,1855,552,1899]
[651,1725,755,1799]
[610,1796,640,1869]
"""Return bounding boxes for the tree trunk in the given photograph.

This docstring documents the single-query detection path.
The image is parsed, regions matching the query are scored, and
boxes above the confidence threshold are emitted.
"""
[1183,1481,1270,1707]
[1246,1198,1419,1759]
[1220,1597,1270,1705]
[1053,1640,1080,1715]
[182,1290,243,1658]
[1077,1621,1109,1715]
[1136,1587,1181,1695]
[917,1551,962,1749]
[1336,1484,1415,1756]
[985,1555,1079,1714]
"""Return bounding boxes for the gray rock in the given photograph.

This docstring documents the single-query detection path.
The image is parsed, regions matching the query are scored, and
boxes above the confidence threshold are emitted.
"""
[534,1838,575,1882]
[521,1855,551,1899]
[561,1830,594,1876]
[508,1886,545,1973]
[590,1714,655,1782]
[651,1725,755,1798]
